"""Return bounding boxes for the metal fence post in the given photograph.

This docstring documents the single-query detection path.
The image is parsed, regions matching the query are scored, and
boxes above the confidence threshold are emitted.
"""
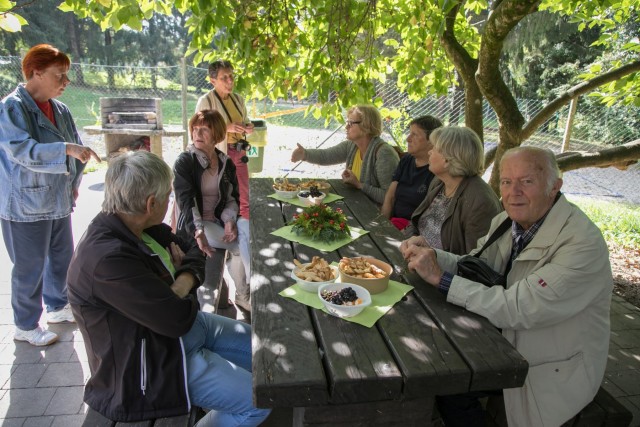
[180,57,188,150]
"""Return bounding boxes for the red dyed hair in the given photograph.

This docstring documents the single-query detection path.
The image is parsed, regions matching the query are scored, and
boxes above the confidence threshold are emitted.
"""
[189,110,227,144]
[22,44,71,80]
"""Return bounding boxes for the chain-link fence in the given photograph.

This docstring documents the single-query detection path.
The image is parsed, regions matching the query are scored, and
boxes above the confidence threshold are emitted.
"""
[1,56,639,153]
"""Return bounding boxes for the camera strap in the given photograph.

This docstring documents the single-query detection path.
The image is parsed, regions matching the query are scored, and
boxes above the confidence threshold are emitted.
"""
[213,90,246,139]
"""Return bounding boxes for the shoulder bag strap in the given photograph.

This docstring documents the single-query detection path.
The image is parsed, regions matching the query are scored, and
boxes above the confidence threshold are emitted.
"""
[473,216,512,258]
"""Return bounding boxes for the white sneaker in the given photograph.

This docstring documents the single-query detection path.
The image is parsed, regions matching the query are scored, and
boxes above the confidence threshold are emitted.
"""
[47,304,76,324]
[14,326,58,346]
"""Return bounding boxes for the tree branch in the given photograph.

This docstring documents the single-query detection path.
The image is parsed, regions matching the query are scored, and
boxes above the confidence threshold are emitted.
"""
[522,59,640,140]
[440,1,485,137]
[556,139,640,172]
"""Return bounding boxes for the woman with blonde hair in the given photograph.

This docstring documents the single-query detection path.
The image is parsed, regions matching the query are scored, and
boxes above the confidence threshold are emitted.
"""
[291,105,399,204]
[400,126,502,255]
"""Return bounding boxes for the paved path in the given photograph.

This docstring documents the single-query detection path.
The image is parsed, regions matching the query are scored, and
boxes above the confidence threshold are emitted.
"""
[0,136,638,425]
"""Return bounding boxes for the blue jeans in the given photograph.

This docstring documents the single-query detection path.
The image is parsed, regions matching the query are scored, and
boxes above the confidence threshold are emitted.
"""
[181,312,270,426]
[236,218,250,279]
[1,217,73,330]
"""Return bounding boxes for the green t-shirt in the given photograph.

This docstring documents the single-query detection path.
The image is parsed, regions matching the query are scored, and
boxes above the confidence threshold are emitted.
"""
[141,232,176,277]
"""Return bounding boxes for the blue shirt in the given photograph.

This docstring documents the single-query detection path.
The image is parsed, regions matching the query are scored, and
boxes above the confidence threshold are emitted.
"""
[391,155,434,219]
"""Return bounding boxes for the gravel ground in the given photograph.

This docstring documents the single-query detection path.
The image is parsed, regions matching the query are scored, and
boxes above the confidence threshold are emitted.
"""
[80,125,640,306]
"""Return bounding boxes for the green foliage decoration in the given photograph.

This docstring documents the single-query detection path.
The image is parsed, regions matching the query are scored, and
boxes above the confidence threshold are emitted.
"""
[290,204,351,243]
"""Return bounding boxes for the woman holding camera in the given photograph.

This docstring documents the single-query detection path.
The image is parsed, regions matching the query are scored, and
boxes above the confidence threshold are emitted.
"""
[173,110,251,311]
[195,60,252,310]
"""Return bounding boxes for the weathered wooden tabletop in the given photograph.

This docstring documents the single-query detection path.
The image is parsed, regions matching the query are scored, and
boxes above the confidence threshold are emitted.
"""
[249,178,528,426]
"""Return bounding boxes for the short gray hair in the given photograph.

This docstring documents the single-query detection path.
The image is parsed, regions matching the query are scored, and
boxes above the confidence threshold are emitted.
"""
[501,146,561,194]
[103,151,173,215]
[431,126,484,177]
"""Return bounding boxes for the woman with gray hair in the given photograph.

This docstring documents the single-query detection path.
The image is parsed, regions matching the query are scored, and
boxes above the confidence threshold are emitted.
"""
[68,151,270,426]
[290,105,400,204]
[400,126,502,255]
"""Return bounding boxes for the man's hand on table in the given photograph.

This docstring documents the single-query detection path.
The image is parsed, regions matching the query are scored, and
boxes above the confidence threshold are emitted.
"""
[403,245,442,287]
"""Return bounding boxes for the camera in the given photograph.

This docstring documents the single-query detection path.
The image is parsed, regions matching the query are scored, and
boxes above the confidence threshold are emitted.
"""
[234,139,251,163]
[235,139,252,152]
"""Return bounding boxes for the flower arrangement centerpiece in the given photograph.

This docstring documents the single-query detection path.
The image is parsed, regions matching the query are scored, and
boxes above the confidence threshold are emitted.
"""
[290,204,351,243]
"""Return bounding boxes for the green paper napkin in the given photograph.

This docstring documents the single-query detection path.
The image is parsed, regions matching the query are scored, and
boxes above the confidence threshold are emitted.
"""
[271,225,368,252]
[279,279,414,328]
[268,192,344,207]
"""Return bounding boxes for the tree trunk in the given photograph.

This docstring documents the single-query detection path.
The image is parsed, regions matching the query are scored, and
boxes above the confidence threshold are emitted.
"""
[475,0,540,193]
[67,14,85,85]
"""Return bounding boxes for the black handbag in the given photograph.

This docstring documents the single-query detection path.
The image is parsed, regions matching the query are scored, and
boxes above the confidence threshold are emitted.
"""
[456,218,511,288]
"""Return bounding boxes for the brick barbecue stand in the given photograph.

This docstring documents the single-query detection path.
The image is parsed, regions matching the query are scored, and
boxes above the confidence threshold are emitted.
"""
[84,97,185,159]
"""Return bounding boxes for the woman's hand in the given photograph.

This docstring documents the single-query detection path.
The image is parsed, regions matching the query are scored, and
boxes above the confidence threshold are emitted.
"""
[223,221,238,243]
[227,122,248,134]
[291,143,306,162]
[168,242,185,268]
[65,143,101,164]
[399,235,428,257]
[244,122,254,135]
[194,229,216,257]
[341,169,362,189]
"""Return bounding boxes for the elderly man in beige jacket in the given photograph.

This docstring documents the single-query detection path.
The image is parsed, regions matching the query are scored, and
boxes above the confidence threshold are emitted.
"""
[401,146,612,427]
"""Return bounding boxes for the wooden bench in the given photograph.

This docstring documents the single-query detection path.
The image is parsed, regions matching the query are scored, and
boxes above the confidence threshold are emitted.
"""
[81,252,228,426]
[82,407,202,427]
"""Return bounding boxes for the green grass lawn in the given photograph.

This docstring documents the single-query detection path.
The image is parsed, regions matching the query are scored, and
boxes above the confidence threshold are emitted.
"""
[568,196,640,249]
[57,85,336,130]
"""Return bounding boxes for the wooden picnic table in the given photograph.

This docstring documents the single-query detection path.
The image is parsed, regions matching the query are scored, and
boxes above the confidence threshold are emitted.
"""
[249,177,529,426]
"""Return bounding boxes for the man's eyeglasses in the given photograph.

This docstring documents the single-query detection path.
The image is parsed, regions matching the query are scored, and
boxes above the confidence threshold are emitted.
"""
[346,120,362,127]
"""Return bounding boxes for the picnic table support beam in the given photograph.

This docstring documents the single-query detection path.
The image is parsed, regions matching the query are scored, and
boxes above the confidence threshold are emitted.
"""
[292,397,435,426]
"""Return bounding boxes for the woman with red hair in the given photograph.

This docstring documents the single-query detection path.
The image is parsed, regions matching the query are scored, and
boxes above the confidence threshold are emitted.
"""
[0,44,99,346]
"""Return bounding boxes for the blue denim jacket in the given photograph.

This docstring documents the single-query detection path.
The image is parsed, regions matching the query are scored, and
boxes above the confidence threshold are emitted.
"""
[0,84,86,222]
